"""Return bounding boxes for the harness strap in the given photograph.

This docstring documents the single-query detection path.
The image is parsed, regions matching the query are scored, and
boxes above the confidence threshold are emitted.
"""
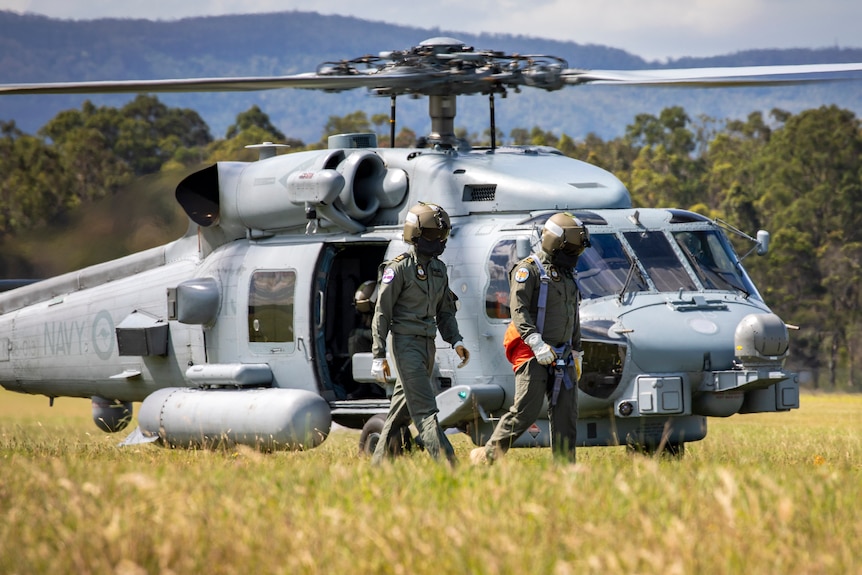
[549,344,574,407]
[530,253,550,335]
[528,254,576,403]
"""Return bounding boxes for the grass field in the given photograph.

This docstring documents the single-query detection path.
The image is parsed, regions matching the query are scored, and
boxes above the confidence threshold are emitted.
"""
[1,390,860,574]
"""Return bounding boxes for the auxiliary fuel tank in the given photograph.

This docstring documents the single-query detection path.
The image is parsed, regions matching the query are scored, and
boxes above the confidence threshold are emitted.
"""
[137,387,332,451]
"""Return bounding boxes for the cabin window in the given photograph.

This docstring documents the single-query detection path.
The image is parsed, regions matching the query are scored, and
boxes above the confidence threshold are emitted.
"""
[486,239,519,319]
[248,270,296,342]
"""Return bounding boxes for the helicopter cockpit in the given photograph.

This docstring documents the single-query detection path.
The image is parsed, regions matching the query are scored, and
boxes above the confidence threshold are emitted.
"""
[577,227,758,300]
[484,209,760,311]
[480,207,778,413]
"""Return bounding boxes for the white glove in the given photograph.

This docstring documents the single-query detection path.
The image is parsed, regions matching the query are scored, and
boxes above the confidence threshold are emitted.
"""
[525,333,556,366]
[453,341,470,368]
[575,350,584,381]
[371,358,391,383]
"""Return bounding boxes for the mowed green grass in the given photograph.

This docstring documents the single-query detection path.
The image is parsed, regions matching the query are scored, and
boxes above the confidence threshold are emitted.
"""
[1,390,859,574]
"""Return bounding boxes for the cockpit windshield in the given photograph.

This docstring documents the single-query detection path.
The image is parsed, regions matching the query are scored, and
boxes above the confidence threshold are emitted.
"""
[624,231,697,292]
[486,225,760,317]
[576,233,647,299]
[672,230,756,296]
[575,229,758,299]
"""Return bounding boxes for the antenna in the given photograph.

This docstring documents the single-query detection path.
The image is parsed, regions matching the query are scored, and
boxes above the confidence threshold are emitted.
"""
[390,95,396,148]
[489,93,496,151]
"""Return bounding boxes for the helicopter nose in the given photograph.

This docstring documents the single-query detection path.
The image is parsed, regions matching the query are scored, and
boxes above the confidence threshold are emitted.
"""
[618,302,779,374]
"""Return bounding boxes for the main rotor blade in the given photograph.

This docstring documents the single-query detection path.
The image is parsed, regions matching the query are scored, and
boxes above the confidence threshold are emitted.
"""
[2,61,861,98]
[562,62,862,87]
[0,72,423,96]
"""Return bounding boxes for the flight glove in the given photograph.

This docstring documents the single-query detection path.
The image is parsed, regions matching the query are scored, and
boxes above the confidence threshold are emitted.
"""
[525,333,556,366]
[453,341,470,368]
[575,350,584,381]
[371,358,391,383]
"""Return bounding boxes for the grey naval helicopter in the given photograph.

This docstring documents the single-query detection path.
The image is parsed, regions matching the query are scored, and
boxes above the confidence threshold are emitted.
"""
[2,37,862,455]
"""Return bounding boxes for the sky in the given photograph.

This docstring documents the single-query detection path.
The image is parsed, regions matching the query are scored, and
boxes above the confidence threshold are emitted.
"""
[2,0,861,62]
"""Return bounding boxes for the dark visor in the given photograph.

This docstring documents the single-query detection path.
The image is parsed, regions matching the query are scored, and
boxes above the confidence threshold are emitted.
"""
[421,227,450,241]
[562,239,588,256]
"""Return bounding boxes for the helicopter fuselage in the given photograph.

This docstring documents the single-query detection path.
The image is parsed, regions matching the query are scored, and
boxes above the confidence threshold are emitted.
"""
[0,140,798,451]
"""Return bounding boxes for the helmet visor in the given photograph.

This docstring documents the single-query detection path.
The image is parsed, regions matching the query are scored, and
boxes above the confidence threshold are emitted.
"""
[420,226,450,241]
[561,240,586,257]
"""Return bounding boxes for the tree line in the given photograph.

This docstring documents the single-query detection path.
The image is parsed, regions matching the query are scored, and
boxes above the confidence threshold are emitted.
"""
[2,96,861,389]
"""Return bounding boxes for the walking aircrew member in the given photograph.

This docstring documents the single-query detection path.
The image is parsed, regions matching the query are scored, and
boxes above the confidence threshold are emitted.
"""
[471,212,589,464]
[371,202,470,465]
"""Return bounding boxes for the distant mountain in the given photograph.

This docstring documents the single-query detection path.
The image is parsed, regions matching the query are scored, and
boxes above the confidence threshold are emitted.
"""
[2,10,861,143]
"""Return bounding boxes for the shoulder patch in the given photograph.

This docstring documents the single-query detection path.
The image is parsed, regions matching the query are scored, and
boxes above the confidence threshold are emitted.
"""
[382,268,396,284]
[514,267,530,283]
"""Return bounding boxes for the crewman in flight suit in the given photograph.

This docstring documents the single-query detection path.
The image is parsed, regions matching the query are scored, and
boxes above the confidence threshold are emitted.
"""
[347,280,386,399]
[370,202,470,466]
[471,212,590,464]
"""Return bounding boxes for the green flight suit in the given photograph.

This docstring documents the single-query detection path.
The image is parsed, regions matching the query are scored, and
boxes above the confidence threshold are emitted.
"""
[483,249,581,462]
[370,247,463,465]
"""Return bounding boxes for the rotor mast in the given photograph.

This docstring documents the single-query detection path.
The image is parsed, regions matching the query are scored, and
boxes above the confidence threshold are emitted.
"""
[427,94,458,147]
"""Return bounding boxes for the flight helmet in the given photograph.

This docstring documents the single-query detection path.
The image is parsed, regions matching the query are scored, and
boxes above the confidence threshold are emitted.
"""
[403,202,451,244]
[404,202,451,256]
[354,280,378,314]
[541,212,590,265]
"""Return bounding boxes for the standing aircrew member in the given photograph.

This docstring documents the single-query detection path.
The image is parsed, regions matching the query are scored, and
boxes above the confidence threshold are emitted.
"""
[347,280,385,399]
[371,202,470,466]
[471,212,589,464]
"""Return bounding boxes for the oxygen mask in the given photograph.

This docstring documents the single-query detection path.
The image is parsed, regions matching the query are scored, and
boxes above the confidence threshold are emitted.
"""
[416,227,449,257]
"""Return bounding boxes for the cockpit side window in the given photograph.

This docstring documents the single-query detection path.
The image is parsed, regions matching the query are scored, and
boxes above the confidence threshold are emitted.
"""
[625,231,697,292]
[248,270,296,343]
[486,239,519,319]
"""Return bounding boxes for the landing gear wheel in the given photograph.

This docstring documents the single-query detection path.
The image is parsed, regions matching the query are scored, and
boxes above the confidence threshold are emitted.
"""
[358,414,414,456]
[359,414,385,455]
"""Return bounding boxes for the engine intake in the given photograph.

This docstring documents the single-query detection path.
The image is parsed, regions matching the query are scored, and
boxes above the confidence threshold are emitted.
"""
[175,146,408,238]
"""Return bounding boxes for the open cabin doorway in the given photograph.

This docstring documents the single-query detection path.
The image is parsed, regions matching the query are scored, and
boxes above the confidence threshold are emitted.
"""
[313,242,389,400]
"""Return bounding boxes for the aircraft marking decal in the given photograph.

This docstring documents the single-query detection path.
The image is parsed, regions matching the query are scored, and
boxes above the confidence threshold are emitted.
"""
[92,310,115,360]
[43,321,86,356]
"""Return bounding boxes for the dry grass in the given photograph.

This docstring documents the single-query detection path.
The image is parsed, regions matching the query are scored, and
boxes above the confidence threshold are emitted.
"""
[1,390,860,574]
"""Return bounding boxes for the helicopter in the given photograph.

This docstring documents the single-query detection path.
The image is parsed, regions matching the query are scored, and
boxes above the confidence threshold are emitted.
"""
[2,37,861,455]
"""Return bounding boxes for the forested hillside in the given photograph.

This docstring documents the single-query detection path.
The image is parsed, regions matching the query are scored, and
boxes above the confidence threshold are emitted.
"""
[2,10,861,143]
